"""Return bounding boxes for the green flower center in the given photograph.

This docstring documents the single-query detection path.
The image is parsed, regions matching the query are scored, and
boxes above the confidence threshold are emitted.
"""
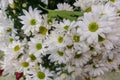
[74,53,82,59]
[39,26,48,35]
[7,28,12,32]
[110,0,115,2]
[47,19,52,24]
[89,46,94,51]
[98,35,105,42]
[29,54,36,61]
[21,62,29,68]
[88,22,99,32]
[9,38,14,42]
[107,58,113,62]
[67,45,73,49]
[58,36,63,43]
[57,51,64,56]
[73,35,80,42]
[37,72,45,79]
[64,25,69,30]
[30,19,36,26]
[85,7,91,12]
[36,43,42,50]
[14,45,20,52]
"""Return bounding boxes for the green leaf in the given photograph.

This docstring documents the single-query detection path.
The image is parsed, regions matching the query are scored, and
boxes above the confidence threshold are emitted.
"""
[39,5,83,21]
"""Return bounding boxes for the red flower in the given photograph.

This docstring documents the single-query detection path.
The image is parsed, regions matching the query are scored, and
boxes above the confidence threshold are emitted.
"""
[16,72,23,80]
[0,69,3,76]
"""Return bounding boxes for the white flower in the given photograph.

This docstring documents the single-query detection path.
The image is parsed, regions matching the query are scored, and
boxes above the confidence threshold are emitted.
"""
[55,73,70,80]
[73,0,99,11]
[91,3,118,19]
[2,40,25,58]
[57,3,73,11]
[0,0,13,10]
[109,0,120,15]
[28,37,47,56]
[30,65,53,80]
[84,62,109,77]
[77,12,114,44]
[58,19,75,32]
[0,10,16,50]
[103,49,120,70]
[15,54,39,76]
[48,48,70,64]
[41,0,48,5]
[19,6,42,36]
[0,55,18,75]
[46,30,66,50]
[72,52,91,67]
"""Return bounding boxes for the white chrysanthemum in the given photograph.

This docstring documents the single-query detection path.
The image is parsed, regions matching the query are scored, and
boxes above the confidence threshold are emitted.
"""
[84,62,109,77]
[55,73,71,80]
[77,12,114,44]
[46,30,67,50]
[0,0,13,10]
[103,50,120,70]
[63,63,80,80]
[0,10,17,50]
[95,28,119,50]
[2,40,24,57]
[58,19,75,32]
[109,0,120,15]
[91,3,118,19]
[19,6,42,36]
[33,15,50,36]
[0,55,18,75]
[30,65,53,80]
[57,3,73,11]
[0,17,17,35]
[28,37,47,56]
[15,54,39,76]
[73,0,99,11]
[41,0,48,5]
[72,52,91,67]
[48,48,70,64]
[52,20,75,46]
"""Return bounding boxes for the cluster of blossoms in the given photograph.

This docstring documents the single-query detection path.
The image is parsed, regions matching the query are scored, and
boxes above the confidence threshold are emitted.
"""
[0,0,120,80]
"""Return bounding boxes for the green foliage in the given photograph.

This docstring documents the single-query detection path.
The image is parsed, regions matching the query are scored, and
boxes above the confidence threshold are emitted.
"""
[39,5,83,21]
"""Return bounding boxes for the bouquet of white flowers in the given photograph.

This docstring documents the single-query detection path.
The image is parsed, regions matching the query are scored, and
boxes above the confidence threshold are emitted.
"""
[0,0,120,80]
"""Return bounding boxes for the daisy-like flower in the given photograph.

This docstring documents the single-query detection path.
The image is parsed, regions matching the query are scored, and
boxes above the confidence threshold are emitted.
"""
[16,54,42,79]
[28,37,47,57]
[77,12,114,44]
[73,0,99,12]
[55,73,70,80]
[0,55,18,75]
[19,6,42,36]
[3,40,24,56]
[57,3,73,11]
[48,47,70,64]
[0,0,13,10]
[58,19,75,33]
[84,62,109,77]
[91,3,118,19]
[30,65,53,80]
[41,0,48,5]
[34,15,50,36]
[0,17,17,35]
[103,50,120,70]
[109,0,120,15]
[46,30,66,50]
[0,10,17,50]
[72,52,91,67]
